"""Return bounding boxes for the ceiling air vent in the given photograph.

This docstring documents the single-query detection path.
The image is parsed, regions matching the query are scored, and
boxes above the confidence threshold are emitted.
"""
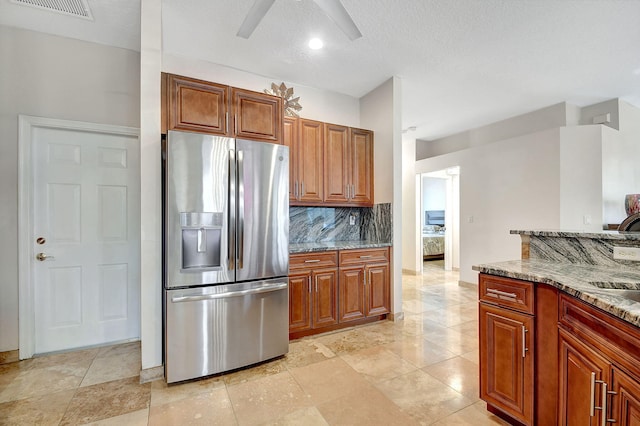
[11,0,93,20]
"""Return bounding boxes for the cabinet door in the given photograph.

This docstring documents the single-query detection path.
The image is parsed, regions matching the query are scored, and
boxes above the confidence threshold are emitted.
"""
[480,303,534,425]
[232,88,282,143]
[323,123,350,203]
[558,329,611,426]
[312,268,338,328]
[167,74,229,135]
[283,117,298,202]
[339,266,366,322]
[289,272,312,333]
[365,263,390,316]
[349,128,374,206]
[611,367,640,426]
[297,119,324,203]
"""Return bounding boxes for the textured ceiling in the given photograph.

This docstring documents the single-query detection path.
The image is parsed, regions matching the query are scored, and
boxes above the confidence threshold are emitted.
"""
[4,0,640,140]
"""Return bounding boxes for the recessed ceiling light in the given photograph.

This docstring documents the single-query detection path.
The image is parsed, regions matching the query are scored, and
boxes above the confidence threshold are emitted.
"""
[308,38,323,50]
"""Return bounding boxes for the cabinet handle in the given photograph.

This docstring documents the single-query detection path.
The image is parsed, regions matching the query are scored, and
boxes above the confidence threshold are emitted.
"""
[301,181,305,197]
[351,184,355,199]
[294,181,298,198]
[592,374,608,418]
[486,288,518,300]
[346,184,350,200]
[591,372,597,417]
[359,255,373,259]
[521,326,528,358]
[304,259,320,263]
[225,112,229,132]
[601,382,607,426]
[315,279,318,293]
[308,276,311,293]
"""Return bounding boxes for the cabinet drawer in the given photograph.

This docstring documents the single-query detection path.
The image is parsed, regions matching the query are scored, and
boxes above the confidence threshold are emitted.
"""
[289,251,338,270]
[479,274,534,315]
[339,248,389,265]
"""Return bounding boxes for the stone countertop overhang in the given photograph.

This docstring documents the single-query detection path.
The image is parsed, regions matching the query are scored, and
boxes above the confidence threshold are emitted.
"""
[474,259,640,327]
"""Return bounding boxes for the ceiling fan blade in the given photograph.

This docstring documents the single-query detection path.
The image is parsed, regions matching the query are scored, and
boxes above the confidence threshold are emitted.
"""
[313,0,362,40]
[237,0,276,39]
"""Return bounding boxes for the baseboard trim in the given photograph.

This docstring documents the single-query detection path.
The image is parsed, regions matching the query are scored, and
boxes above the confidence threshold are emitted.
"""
[458,280,477,289]
[402,268,420,275]
[388,311,405,322]
[0,350,19,365]
[140,365,164,384]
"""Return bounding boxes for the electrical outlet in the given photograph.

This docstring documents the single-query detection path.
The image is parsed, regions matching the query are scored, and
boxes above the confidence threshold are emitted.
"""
[349,214,356,225]
[613,246,640,261]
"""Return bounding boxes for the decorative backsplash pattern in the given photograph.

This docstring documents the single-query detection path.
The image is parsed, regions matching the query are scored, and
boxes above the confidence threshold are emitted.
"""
[289,203,392,244]
[523,232,640,268]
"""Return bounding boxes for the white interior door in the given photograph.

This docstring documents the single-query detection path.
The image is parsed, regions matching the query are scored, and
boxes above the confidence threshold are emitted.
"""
[30,124,140,354]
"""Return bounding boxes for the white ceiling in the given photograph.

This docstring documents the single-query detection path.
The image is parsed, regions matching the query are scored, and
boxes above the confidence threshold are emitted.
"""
[3,0,640,140]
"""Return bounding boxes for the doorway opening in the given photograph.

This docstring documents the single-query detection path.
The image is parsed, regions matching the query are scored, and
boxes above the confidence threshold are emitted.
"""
[419,167,460,273]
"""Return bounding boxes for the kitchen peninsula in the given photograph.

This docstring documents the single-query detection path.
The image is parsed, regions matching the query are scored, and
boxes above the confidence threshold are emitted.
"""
[475,230,640,426]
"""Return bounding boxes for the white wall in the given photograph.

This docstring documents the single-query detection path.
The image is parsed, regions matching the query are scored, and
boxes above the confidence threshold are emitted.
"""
[415,129,562,285]
[140,0,163,371]
[602,101,640,225]
[0,25,140,352]
[162,54,360,127]
[360,77,403,316]
[559,126,603,231]
[401,137,420,274]
[422,177,447,220]
[416,102,575,160]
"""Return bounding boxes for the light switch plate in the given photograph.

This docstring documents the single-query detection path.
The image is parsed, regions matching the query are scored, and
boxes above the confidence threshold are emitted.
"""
[613,246,640,261]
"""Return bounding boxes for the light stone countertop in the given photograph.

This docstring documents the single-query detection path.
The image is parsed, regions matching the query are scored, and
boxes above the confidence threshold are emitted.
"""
[289,241,392,254]
[473,259,640,328]
[511,229,640,241]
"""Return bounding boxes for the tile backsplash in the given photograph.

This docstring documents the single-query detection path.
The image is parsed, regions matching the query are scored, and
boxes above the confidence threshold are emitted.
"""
[289,203,392,244]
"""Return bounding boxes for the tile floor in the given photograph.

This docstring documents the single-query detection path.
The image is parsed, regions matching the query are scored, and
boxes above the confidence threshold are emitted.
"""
[0,261,509,425]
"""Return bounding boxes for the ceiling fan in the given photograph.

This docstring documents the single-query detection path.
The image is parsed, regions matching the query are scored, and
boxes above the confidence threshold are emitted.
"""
[237,0,362,41]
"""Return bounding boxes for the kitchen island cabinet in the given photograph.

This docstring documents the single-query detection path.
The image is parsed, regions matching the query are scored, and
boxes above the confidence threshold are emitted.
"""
[479,274,535,425]
[477,266,640,426]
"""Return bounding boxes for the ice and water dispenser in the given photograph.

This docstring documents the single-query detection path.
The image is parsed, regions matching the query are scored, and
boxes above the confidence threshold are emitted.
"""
[180,212,223,270]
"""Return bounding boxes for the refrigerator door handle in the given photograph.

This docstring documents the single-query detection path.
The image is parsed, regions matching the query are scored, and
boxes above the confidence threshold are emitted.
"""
[170,282,288,303]
[237,150,245,269]
[228,149,236,270]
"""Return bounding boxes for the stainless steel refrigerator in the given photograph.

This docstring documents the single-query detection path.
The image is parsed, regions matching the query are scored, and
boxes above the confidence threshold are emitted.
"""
[163,130,289,383]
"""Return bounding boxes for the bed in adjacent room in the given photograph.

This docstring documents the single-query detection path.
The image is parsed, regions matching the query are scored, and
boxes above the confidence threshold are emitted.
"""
[423,210,445,260]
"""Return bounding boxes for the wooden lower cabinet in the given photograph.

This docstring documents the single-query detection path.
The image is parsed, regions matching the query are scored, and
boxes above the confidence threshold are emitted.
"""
[558,294,640,426]
[289,247,390,338]
[480,274,640,425]
[338,266,365,322]
[288,252,338,335]
[479,302,534,425]
[558,329,610,426]
[612,368,640,426]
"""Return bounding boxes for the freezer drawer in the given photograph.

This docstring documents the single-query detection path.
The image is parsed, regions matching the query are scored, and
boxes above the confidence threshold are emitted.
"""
[164,278,289,383]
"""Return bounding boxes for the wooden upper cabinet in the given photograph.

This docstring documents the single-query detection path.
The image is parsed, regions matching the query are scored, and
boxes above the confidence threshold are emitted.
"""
[297,119,324,204]
[232,88,282,143]
[162,74,284,144]
[350,128,374,206]
[165,74,229,135]
[323,123,350,204]
[283,117,298,202]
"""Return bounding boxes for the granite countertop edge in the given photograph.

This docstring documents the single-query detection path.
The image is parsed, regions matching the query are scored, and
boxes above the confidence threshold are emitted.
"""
[511,229,640,240]
[289,241,392,254]
[473,259,640,328]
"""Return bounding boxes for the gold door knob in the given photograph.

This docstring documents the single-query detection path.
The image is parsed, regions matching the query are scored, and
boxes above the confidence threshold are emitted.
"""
[36,253,55,261]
